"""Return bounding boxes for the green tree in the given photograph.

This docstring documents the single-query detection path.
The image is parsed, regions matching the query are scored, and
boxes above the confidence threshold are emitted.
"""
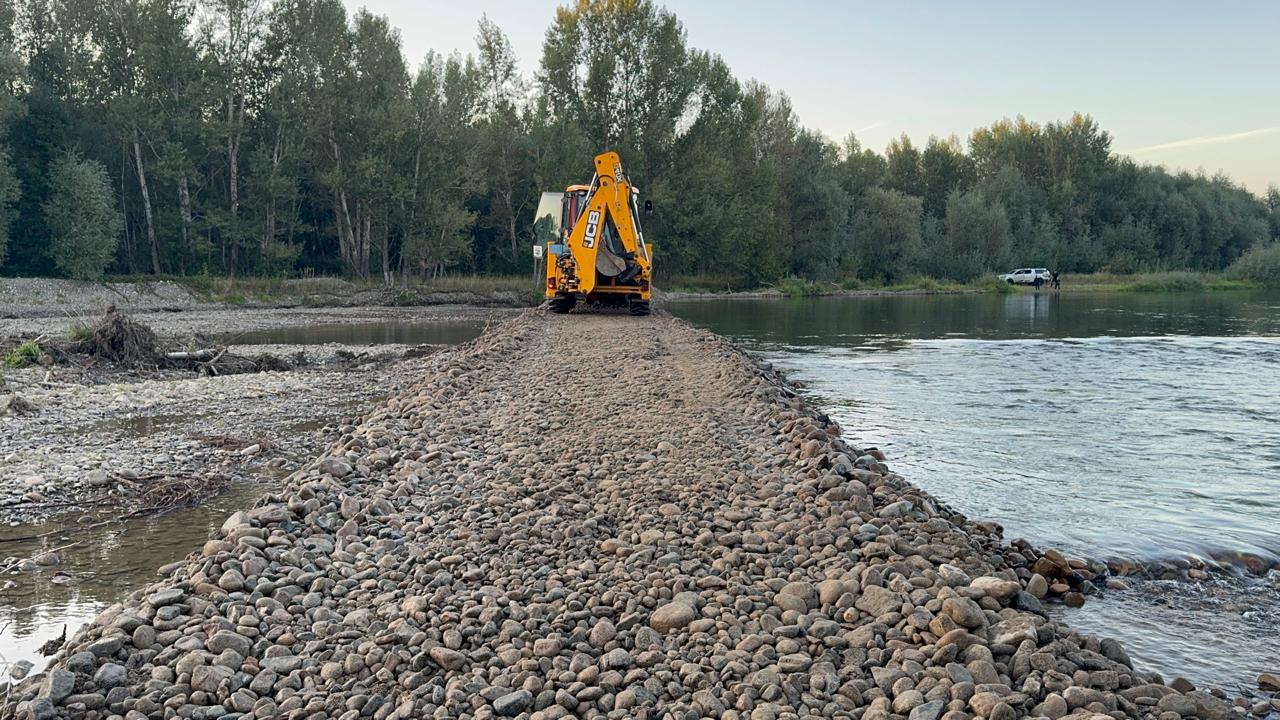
[200,0,267,277]
[0,43,24,268]
[920,135,974,218]
[884,134,923,198]
[1264,184,1280,240]
[45,153,122,279]
[538,0,694,181]
[836,133,886,197]
[475,16,531,271]
[943,188,1010,280]
[852,188,922,282]
[400,52,480,281]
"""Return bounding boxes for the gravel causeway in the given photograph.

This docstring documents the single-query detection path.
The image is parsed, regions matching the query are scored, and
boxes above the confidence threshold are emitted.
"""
[2,311,1243,720]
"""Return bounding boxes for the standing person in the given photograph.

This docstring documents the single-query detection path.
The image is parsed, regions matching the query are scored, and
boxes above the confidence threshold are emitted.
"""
[1051,270,1061,290]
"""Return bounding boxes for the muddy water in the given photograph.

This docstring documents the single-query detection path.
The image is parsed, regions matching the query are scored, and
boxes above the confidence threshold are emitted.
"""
[0,482,269,674]
[670,291,1280,690]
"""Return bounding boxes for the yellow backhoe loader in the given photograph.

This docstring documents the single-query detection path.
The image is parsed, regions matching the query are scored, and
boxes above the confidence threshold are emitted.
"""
[535,151,652,315]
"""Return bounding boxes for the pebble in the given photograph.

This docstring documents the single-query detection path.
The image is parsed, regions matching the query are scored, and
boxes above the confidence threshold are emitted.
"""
[649,602,696,632]
[493,689,533,716]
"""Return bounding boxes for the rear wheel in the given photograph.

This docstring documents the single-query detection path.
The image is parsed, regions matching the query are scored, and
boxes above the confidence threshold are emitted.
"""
[548,293,576,314]
[628,298,651,316]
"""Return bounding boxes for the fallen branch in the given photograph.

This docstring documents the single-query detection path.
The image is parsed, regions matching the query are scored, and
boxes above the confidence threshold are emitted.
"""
[0,541,81,574]
[165,349,219,361]
[0,474,231,544]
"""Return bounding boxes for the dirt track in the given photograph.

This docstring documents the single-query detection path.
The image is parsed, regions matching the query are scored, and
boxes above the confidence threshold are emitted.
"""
[3,311,1234,720]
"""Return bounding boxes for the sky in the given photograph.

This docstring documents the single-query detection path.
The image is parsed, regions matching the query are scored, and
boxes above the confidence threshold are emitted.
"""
[344,1,1280,195]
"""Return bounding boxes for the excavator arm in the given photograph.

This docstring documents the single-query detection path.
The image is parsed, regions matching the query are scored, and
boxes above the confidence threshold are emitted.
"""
[562,152,650,295]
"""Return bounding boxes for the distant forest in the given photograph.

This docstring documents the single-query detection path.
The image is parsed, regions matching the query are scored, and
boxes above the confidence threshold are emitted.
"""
[1,0,1278,284]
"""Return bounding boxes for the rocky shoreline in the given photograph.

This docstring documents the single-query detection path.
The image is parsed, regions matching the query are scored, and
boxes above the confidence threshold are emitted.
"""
[1,311,1269,719]
[0,278,534,324]
[0,303,508,340]
[0,342,432,526]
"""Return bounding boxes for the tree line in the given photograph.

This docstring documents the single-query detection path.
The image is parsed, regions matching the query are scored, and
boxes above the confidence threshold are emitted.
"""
[1,0,1277,284]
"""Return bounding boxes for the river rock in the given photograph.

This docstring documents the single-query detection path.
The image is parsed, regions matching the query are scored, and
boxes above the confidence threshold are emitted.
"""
[1157,693,1200,716]
[493,689,532,716]
[190,664,234,692]
[942,597,985,629]
[17,699,54,720]
[855,585,903,617]
[41,669,74,704]
[320,457,351,477]
[970,576,1021,601]
[86,635,123,658]
[92,663,127,689]
[429,646,465,670]
[206,630,252,656]
[650,602,696,632]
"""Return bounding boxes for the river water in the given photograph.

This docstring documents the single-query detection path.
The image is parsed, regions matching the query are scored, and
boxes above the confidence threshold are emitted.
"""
[670,291,1280,691]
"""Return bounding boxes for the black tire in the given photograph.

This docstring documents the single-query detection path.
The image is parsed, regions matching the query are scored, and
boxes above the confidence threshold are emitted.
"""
[548,293,576,314]
[628,299,651,316]
[1006,279,1015,285]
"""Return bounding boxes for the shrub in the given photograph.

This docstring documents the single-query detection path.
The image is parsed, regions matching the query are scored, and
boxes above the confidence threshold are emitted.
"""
[775,276,825,297]
[971,276,1018,294]
[44,154,122,280]
[1226,243,1280,287]
[69,322,93,342]
[4,341,42,368]
[1122,272,1205,293]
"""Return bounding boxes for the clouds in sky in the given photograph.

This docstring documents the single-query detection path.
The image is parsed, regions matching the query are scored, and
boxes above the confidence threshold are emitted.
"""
[1127,127,1280,154]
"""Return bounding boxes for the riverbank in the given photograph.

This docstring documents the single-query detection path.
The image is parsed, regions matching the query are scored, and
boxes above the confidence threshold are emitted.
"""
[5,311,1265,720]
[1,271,1266,323]
[662,272,1263,301]
[0,305,512,525]
[0,276,539,320]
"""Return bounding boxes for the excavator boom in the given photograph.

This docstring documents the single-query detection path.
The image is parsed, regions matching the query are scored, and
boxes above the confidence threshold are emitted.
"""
[542,151,652,315]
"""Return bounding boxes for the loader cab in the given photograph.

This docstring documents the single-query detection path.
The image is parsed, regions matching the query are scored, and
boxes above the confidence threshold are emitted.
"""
[561,184,592,236]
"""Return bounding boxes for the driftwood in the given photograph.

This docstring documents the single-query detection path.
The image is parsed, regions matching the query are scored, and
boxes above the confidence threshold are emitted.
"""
[80,306,160,365]
[6,309,293,378]
[163,346,290,376]
[0,473,231,544]
[165,349,218,361]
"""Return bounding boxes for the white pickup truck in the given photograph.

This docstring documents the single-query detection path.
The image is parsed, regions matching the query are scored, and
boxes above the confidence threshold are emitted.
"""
[999,268,1051,286]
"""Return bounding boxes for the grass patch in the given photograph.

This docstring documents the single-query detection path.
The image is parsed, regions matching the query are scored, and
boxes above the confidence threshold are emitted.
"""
[178,273,534,301]
[1061,271,1256,293]
[4,341,42,368]
[970,276,1021,294]
[658,274,750,294]
[866,276,1018,294]
[1120,271,1206,292]
[417,275,536,293]
[1112,271,1256,293]
[775,276,827,297]
[69,321,93,343]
